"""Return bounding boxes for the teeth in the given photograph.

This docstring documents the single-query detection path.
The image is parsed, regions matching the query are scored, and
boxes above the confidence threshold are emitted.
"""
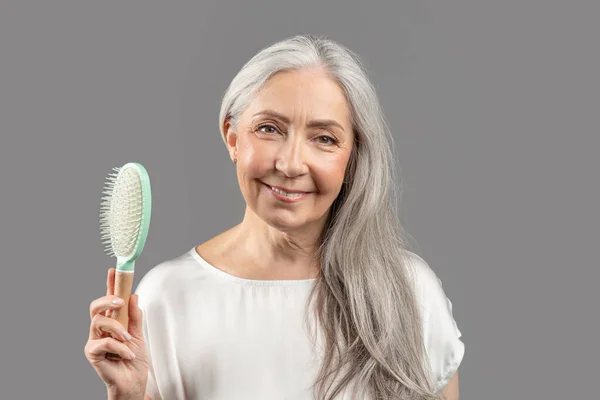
[270,186,303,197]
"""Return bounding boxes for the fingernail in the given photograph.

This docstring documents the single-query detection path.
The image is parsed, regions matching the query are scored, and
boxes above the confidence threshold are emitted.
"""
[122,331,132,341]
[129,351,136,359]
[112,298,124,305]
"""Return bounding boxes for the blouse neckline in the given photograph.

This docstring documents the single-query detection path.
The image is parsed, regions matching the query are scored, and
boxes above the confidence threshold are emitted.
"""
[189,247,318,287]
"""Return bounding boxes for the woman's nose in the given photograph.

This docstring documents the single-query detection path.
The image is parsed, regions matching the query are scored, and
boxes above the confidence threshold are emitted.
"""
[275,136,309,177]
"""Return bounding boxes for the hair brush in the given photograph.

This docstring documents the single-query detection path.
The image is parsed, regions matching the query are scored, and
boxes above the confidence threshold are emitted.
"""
[99,162,152,360]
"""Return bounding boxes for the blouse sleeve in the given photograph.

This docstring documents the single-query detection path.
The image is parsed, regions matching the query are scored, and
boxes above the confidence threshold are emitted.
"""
[406,252,465,394]
[135,271,162,400]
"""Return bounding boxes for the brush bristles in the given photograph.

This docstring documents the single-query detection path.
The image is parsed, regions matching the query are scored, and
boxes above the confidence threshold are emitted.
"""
[99,166,144,258]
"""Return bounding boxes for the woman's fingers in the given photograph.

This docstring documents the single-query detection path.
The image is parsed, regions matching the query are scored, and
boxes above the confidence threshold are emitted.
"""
[85,336,136,362]
[90,295,126,320]
[89,313,133,341]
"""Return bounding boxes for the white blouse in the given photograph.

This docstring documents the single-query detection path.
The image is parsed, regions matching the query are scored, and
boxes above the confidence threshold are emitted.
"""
[135,247,464,399]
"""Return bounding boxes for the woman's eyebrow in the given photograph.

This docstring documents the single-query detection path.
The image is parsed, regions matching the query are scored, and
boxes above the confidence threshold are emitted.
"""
[253,109,345,133]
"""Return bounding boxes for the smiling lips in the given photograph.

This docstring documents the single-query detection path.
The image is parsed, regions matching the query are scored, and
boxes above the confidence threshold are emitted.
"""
[262,182,312,202]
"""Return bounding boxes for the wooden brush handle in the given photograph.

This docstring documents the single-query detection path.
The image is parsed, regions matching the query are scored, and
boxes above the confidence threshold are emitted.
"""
[106,269,134,361]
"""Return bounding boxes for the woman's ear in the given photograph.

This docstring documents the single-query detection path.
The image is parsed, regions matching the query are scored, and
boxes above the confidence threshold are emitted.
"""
[223,117,238,162]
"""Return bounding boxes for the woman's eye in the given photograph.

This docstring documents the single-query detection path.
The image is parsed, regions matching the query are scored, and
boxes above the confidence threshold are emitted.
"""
[257,124,278,134]
[316,135,337,145]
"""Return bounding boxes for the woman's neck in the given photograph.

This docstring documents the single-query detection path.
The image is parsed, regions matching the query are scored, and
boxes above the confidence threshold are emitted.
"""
[198,212,322,280]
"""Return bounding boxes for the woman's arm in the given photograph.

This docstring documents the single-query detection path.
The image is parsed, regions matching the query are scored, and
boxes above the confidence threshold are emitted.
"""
[440,370,459,400]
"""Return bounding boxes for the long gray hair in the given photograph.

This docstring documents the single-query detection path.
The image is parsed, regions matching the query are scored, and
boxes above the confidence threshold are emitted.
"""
[218,34,440,400]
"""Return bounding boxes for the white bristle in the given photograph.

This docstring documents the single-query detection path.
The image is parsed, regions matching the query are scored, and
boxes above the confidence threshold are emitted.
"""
[99,165,144,258]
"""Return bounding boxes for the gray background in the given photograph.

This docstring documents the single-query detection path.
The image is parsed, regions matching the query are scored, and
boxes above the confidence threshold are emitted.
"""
[1,0,598,399]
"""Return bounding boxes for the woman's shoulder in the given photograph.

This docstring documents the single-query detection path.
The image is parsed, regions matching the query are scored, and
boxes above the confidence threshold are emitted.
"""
[402,250,441,294]
[133,248,200,308]
[402,250,458,322]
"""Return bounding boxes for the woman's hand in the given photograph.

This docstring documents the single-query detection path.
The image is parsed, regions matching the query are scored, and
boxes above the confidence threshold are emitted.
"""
[84,268,149,399]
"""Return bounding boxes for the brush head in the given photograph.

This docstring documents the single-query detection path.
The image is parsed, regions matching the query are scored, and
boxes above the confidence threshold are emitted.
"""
[99,162,151,270]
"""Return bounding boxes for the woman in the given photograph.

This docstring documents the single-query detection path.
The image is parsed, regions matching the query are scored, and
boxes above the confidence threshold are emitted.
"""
[85,34,464,400]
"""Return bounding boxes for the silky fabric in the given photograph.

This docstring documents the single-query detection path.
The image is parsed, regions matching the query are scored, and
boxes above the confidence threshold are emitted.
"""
[135,247,465,399]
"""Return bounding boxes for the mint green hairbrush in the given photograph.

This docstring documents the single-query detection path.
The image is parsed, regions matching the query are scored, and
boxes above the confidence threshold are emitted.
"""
[100,162,152,271]
[99,162,151,360]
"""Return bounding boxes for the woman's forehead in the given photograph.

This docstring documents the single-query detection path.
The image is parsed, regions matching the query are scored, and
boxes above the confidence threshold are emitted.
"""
[242,71,351,128]
[258,69,344,100]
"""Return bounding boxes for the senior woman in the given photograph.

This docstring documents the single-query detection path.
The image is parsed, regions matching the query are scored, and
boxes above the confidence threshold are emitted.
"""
[85,34,464,400]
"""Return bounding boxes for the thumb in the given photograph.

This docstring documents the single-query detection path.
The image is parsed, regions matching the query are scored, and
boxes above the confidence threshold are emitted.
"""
[127,294,144,339]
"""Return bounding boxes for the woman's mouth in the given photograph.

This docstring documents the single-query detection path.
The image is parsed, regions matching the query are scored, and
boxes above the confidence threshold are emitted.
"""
[262,182,311,202]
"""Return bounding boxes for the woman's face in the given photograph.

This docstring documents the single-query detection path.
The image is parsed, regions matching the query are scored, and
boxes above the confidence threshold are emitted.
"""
[224,67,354,232]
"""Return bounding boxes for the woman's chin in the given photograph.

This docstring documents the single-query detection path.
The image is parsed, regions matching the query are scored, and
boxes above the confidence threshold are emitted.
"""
[263,214,308,231]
